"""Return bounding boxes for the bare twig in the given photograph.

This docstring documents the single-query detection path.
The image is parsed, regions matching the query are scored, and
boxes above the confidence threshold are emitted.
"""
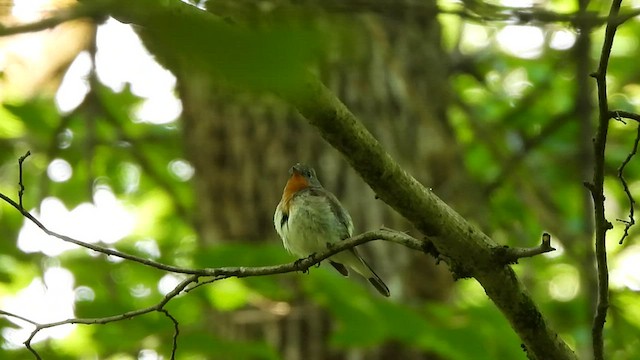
[23,274,198,360]
[589,0,623,357]
[184,275,228,293]
[0,1,109,37]
[159,309,180,360]
[1,187,424,278]
[0,310,39,326]
[616,125,639,244]
[0,190,205,275]
[4,152,426,277]
[494,232,556,264]
[202,228,427,279]
[609,110,640,123]
[17,151,31,209]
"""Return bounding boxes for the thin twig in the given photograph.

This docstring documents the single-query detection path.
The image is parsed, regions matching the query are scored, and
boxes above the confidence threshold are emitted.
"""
[17,151,31,209]
[6,218,554,358]
[0,215,425,358]
[1,188,425,277]
[0,310,39,326]
[616,125,639,244]
[0,1,109,37]
[184,276,227,293]
[0,191,204,275]
[159,309,180,360]
[494,233,556,264]
[4,152,426,275]
[23,275,199,360]
[0,204,422,358]
[609,110,640,123]
[589,0,623,357]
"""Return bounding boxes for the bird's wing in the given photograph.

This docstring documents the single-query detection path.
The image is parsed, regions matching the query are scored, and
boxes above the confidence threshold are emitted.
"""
[302,187,354,239]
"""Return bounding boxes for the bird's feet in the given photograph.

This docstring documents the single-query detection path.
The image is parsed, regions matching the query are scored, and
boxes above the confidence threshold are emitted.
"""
[294,257,308,273]
[295,253,318,274]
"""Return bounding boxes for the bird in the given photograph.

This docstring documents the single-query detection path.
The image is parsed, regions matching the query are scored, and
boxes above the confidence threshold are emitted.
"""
[274,163,390,297]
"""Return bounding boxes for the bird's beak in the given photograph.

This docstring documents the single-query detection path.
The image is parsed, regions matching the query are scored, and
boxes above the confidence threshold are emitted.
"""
[289,163,303,176]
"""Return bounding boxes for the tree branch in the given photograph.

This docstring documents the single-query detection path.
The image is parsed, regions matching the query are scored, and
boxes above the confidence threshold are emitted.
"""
[589,0,623,357]
[1,186,431,284]
[2,193,551,360]
[2,168,430,358]
[616,125,639,244]
[3,122,558,359]
[5,153,432,280]
[284,74,576,359]
[3,147,551,357]
[2,166,432,358]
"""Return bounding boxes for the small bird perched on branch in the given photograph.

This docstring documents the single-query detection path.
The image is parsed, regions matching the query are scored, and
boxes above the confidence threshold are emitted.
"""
[274,163,390,297]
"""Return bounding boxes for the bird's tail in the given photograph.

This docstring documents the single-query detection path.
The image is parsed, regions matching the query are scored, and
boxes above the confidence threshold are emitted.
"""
[335,250,390,297]
[362,261,390,297]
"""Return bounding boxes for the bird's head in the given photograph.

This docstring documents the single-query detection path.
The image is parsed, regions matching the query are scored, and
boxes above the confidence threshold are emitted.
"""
[284,163,322,195]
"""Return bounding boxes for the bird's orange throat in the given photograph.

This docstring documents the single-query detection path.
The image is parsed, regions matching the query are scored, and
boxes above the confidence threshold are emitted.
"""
[280,173,309,211]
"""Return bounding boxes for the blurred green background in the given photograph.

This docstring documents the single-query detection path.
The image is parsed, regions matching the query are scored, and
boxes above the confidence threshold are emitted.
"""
[0,0,639,359]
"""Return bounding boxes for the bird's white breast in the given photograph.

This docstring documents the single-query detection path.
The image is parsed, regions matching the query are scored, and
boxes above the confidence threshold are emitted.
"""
[274,194,345,258]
